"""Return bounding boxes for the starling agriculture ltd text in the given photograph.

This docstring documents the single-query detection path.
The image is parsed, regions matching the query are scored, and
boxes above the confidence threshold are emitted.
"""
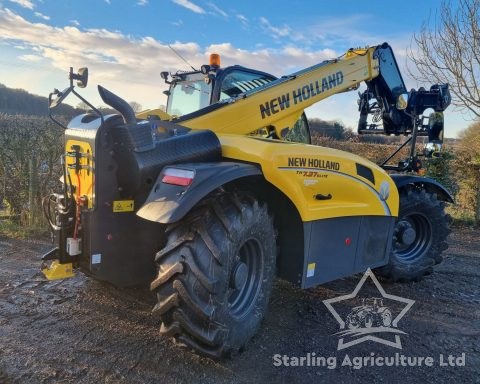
[272,352,466,370]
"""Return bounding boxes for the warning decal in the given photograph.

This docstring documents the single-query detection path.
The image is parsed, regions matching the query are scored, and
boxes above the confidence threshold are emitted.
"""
[307,262,316,278]
[113,200,134,213]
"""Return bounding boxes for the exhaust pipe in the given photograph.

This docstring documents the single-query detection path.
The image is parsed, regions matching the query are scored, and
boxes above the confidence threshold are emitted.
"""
[97,85,136,125]
[98,84,153,153]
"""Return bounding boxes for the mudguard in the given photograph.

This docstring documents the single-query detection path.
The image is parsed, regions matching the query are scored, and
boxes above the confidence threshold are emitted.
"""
[137,162,261,223]
[391,174,454,203]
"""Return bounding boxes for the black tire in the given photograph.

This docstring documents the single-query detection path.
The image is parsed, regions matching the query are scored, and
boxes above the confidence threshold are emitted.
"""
[377,187,450,282]
[151,191,277,358]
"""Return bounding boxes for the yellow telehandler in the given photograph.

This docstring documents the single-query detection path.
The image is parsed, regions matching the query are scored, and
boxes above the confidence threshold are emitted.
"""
[42,43,452,357]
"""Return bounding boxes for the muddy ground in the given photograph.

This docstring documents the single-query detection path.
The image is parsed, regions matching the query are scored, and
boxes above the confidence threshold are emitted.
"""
[0,226,479,384]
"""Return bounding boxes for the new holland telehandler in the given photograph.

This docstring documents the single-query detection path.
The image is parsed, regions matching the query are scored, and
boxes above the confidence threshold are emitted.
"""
[42,43,452,357]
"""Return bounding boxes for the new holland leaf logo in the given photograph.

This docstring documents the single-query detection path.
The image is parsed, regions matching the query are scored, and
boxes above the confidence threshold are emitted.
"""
[323,269,415,350]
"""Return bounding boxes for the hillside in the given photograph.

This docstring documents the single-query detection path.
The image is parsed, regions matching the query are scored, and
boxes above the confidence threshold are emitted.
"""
[0,83,80,117]
[0,83,460,146]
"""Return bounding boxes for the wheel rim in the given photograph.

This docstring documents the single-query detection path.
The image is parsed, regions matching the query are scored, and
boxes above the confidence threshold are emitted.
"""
[382,311,392,327]
[228,238,264,319]
[364,314,373,328]
[394,213,432,263]
[347,315,359,329]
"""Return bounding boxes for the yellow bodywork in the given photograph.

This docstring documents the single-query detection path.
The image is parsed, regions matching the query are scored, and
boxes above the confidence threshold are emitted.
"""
[219,134,399,221]
[136,108,172,121]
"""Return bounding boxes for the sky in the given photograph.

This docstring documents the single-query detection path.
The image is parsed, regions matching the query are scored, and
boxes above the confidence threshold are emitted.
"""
[0,0,474,137]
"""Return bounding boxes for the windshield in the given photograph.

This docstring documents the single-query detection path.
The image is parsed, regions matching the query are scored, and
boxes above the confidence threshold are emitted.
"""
[166,73,212,116]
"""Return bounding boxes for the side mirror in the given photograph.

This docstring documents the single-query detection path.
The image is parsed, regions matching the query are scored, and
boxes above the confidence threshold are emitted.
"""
[48,66,103,130]
[49,87,72,109]
[70,67,88,88]
[76,67,88,88]
[160,71,171,84]
[396,93,409,110]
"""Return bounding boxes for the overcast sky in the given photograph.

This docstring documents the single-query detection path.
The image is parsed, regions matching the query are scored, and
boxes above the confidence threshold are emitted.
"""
[0,0,474,137]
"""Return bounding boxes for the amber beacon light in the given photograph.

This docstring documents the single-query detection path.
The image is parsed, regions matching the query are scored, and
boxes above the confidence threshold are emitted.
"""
[210,53,221,67]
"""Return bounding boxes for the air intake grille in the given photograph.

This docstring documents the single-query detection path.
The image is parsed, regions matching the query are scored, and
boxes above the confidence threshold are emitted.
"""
[356,163,375,185]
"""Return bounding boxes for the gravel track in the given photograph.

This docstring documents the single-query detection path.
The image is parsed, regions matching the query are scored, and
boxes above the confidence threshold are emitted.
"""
[0,227,479,383]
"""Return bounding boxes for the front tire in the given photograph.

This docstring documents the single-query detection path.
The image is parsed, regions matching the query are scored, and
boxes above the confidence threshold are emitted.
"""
[381,309,392,327]
[151,191,276,358]
[377,187,450,282]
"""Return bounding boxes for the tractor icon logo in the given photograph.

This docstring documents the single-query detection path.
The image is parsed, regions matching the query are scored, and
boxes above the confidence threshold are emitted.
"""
[323,269,415,350]
[346,297,392,329]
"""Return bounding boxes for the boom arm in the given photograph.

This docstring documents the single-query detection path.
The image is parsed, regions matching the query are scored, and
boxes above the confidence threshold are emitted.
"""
[174,46,380,138]
[170,43,450,145]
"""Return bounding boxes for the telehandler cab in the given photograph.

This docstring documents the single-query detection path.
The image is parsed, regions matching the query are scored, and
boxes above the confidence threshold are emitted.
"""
[42,43,452,357]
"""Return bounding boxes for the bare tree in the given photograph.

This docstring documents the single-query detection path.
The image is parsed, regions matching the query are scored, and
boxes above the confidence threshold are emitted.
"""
[455,122,480,222]
[408,0,480,118]
[76,102,90,112]
[129,101,142,112]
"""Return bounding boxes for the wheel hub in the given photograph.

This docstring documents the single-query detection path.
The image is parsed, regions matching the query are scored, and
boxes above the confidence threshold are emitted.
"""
[231,262,248,290]
[396,221,416,246]
[401,227,416,245]
[393,214,432,263]
[228,238,264,319]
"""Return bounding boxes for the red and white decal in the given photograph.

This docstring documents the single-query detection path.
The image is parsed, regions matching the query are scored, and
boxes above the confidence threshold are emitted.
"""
[161,168,195,186]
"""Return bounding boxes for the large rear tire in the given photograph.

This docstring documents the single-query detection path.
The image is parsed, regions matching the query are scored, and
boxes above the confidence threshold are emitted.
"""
[151,191,276,358]
[377,187,450,282]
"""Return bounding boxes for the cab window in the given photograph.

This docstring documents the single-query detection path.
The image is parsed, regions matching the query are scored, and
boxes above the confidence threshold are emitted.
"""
[284,113,311,144]
[251,113,311,144]
[220,71,273,100]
